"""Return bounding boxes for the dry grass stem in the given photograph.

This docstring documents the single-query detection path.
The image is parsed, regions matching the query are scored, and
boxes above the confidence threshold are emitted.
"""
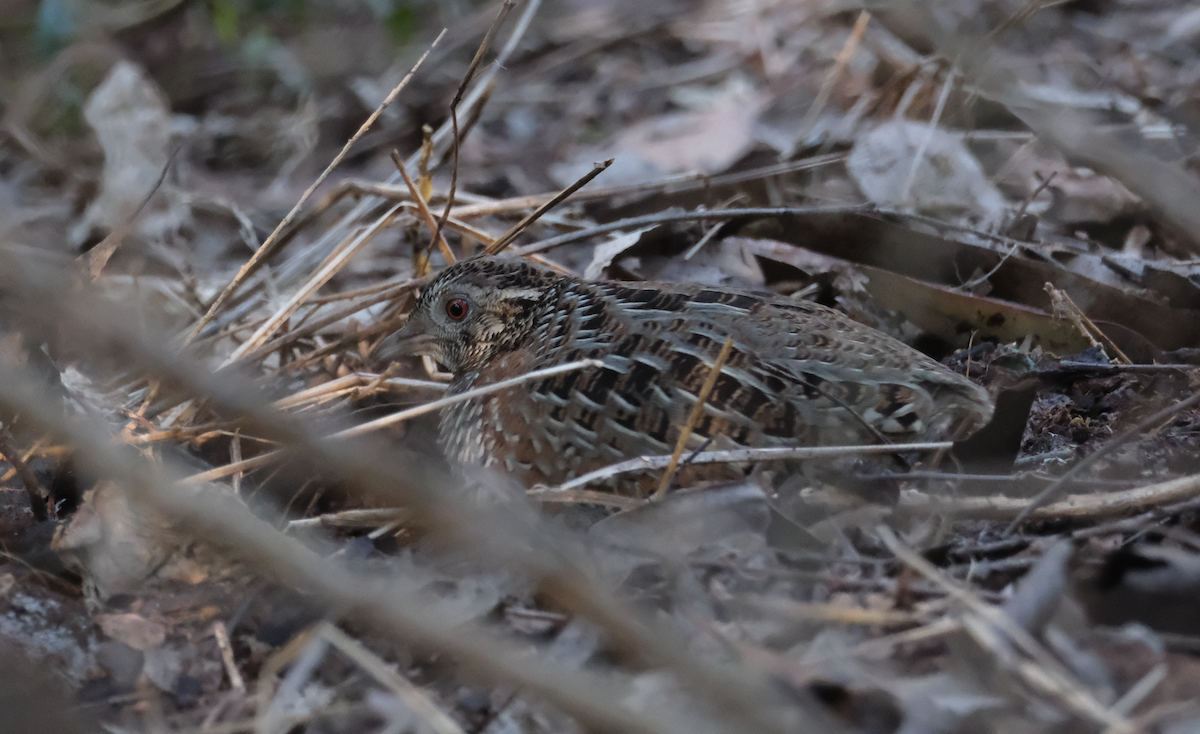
[273,371,443,413]
[273,372,446,414]
[535,441,954,495]
[526,487,643,509]
[882,471,1200,521]
[381,375,448,392]
[797,10,871,146]
[286,508,411,531]
[272,373,369,410]
[278,156,847,265]
[212,621,246,694]
[278,190,502,262]
[682,220,727,259]
[1109,663,1167,717]
[484,158,614,255]
[79,143,179,282]
[243,275,431,368]
[183,359,603,483]
[655,336,735,499]
[794,618,964,674]
[177,703,369,734]
[449,155,846,220]
[185,32,445,344]
[509,205,867,257]
[431,1,517,249]
[0,439,66,482]
[743,596,928,626]
[1044,283,1132,364]
[0,429,46,521]
[984,0,1069,42]
[900,65,956,203]
[303,272,424,304]
[223,203,405,366]
[338,358,605,438]
[391,149,458,264]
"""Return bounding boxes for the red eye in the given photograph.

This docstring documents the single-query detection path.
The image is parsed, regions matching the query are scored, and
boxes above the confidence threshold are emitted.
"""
[445,298,469,320]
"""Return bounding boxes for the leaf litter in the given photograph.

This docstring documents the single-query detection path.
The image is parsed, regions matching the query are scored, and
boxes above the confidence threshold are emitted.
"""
[3,1,1200,733]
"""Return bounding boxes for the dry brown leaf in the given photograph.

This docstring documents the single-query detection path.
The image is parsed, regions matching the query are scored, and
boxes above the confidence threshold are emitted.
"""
[95,612,167,651]
[70,60,185,247]
[847,120,1008,217]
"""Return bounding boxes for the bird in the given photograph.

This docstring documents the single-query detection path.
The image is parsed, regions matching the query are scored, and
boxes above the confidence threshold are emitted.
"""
[377,256,994,494]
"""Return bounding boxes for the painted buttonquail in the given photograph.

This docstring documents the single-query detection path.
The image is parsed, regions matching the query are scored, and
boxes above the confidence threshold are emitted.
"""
[378,256,994,492]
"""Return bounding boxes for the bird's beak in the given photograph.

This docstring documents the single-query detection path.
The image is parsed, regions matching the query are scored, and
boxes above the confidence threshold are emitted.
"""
[375,321,437,361]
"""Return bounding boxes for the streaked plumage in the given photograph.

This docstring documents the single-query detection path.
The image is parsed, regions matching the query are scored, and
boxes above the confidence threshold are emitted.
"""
[379,256,993,491]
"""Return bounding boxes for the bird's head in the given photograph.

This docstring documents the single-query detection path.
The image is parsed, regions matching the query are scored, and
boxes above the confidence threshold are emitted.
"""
[376,257,559,374]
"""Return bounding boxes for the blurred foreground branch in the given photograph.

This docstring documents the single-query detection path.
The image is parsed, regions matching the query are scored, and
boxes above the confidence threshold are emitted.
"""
[0,246,835,734]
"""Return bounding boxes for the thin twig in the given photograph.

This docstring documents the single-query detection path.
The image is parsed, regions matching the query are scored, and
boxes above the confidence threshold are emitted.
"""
[742,595,927,626]
[956,237,1022,292]
[1055,362,1196,374]
[528,488,643,509]
[484,158,614,255]
[212,621,246,693]
[954,163,1052,291]
[390,149,457,264]
[183,359,604,483]
[796,10,870,147]
[984,0,1067,43]
[274,373,444,412]
[509,205,869,257]
[900,64,956,205]
[79,142,181,282]
[0,438,64,483]
[275,154,845,253]
[432,2,516,249]
[891,472,1200,521]
[792,618,963,673]
[654,337,734,500]
[855,469,1135,486]
[319,623,467,734]
[1109,663,1166,718]
[286,508,410,531]
[271,193,494,266]
[460,154,845,218]
[682,221,727,260]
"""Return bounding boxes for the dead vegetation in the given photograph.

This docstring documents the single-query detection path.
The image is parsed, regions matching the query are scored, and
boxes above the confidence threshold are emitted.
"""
[3,0,1200,732]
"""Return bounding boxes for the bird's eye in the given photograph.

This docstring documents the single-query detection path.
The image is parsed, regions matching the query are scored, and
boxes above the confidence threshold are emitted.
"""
[445,298,469,321]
